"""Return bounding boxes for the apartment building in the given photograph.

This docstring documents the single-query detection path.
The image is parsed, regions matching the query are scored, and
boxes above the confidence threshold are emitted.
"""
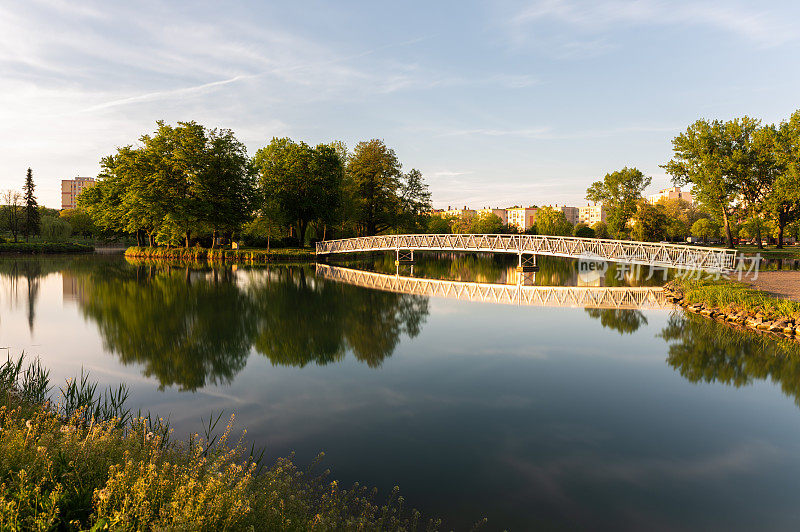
[647,186,693,205]
[578,204,606,225]
[477,208,508,224]
[557,205,580,225]
[507,207,538,232]
[61,177,96,210]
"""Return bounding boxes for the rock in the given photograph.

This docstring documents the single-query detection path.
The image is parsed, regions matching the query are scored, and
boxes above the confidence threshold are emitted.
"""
[757,321,774,330]
[784,326,796,336]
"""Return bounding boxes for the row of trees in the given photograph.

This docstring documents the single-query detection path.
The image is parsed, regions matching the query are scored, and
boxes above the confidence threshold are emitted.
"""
[663,110,800,248]
[80,121,432,248]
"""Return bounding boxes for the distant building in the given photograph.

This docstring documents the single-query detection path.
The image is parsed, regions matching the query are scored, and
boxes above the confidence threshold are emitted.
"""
[507,207,538,231]
[647,186,693,205]
[61,177,95,210]
[440,205,476,218]
[579,204,606,225]
[556,205,580,225]
[477,208,508,224]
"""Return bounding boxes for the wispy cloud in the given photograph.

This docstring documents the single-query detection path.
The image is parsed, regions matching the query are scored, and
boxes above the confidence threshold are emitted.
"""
[510,0,798,49]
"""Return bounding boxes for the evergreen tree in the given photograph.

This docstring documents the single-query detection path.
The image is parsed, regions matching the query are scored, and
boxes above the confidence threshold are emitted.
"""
[23,168,40,241]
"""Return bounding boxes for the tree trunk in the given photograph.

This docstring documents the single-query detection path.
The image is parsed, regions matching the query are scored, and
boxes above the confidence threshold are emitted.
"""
[211,229,217,249]
[754,219,763,249]
[298,220,307,247]
[185,230,191,249]
[721,209,735,249]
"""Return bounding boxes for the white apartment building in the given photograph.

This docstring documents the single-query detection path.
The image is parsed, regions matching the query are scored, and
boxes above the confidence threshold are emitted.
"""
[477,208,508,224]
[61,177,96,210]
[507,207,538,231]
[578,204,606,225]
[647,186,693,205]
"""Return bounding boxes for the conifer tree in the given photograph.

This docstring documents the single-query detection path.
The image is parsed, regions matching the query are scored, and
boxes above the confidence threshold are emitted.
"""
[23,168,40,241]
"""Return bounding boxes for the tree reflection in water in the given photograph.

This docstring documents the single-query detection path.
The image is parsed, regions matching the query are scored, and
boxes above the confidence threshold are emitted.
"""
[70,261,429,389]
[585,309,649,335]
[660,313,800,406]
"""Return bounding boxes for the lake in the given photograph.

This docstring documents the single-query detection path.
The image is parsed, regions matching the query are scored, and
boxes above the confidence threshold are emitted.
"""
[2,253,800,530]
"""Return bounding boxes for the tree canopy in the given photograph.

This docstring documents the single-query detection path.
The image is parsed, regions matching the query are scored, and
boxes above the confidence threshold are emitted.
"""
[586,167,651,238]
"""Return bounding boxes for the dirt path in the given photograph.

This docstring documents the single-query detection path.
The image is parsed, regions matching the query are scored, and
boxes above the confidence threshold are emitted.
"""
[741,271,800,301]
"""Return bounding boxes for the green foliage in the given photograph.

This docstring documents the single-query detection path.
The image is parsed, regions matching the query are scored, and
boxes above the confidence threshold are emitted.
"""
[124,246,314,264]
[573,223,595,238]
[254,138,343,246]
[83,121,255,248]
[690,218,720,242]
[591,221,610,239]
[468,213,504,234]
[59,209,97,238]
[347,139,404,235]
[425,215,452,234]
[1,190,23,242]
[0,355,438,531]
[586,167,651,237]
[40,215,72,242]
[534,206,573,236]
[631,201,668,242]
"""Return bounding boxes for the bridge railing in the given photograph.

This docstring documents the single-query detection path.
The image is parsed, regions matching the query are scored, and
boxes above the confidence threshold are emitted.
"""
[316,264,671,309]
[315,234,737,272]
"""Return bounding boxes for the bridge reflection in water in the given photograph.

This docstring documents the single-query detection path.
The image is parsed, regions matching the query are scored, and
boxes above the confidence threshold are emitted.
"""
[316,264,672,309]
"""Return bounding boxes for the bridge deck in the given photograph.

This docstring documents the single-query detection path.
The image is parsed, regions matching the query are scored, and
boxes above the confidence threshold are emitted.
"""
[316,234,736,272]
[316,264,672,309]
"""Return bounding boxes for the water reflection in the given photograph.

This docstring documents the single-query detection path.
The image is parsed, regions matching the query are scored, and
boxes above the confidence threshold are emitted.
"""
[585,309,649,334]
[44,260,429,389]
[660,313,800,406]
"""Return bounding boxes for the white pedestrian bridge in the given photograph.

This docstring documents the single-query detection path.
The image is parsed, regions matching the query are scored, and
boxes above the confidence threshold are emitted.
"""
[315,234,737,272]
[316,264,672,310]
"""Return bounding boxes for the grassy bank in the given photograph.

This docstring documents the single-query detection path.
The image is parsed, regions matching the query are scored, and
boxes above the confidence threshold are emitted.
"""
[735,245,800,259]
[0,355,440,531]
[125,246,315,262]
[666,277,800,320]
[0,243,94,254]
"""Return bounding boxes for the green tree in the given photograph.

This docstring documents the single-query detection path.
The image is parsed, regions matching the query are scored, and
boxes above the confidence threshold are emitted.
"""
[397,168,432,233]
[586,167,651,238]
[22,168,40,242]
[691,217,719,243]
[573,223,595,238]
[59,208,97,238]
[254,138,343,246]
[766,111,800,248]
[591,221,610,239]
[40,215,72,241]
[663,117,763,249]
[534,206,573,236]
[468,213,504,234]
[426,215,452,234]
[1,190,23,242]
[631,201,668,242]
[347,139,403,235]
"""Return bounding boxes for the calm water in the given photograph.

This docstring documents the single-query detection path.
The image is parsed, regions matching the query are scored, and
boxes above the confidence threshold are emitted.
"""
[2,254,800,530]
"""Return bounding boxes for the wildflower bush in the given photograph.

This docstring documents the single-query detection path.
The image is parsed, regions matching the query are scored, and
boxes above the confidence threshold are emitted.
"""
[0,355,439,531]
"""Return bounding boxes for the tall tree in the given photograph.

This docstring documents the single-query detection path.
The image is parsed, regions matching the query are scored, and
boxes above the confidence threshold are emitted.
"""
[535,206,573,236]
[347,139,403,235]
[254,138,343,245]
[586,167,651,238]
[22,168,39,242]
[663,117,762,249]
[767,111,800,248]
[397,168,432,233]
[631,201,668,242]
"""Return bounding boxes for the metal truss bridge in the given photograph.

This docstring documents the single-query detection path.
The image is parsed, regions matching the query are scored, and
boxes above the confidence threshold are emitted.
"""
[316,264,672,309]
[316,234,737,272]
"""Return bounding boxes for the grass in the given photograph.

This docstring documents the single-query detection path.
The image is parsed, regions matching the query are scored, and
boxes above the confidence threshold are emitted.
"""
[0,243,94,254]
[668,276,800,320]
[0,353,442,531]
[125,246,315,262]
[735,245,800,259]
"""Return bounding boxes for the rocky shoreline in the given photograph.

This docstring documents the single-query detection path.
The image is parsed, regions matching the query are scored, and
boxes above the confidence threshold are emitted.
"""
[663,282,799,342]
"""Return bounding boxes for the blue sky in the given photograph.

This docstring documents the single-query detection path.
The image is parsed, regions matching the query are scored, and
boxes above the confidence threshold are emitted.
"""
[1,0,799,209]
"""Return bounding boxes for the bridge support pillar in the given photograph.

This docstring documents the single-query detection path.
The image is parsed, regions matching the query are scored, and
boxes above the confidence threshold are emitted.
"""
[395,249,415,265]
[516,252,539,273]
